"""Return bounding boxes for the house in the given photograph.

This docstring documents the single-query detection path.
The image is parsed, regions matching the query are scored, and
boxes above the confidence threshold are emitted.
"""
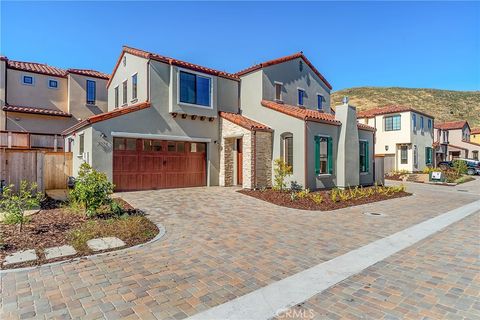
[434,121,480,161]
[470,127,480,145]
[63,46,376,191]
[357,106,434,173]
[0,56,108,148]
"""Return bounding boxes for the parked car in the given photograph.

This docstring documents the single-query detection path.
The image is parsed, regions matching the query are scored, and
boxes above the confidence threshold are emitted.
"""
[437,159,480,175]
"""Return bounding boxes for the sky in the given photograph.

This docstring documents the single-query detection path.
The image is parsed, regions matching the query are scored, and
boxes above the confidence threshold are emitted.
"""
[1,1,479,91]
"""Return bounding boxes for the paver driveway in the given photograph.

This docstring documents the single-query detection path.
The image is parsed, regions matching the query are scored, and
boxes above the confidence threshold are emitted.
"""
[1,179,479,319]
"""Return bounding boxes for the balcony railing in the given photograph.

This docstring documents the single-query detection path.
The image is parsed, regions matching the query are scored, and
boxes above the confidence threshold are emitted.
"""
[0,131,64,150]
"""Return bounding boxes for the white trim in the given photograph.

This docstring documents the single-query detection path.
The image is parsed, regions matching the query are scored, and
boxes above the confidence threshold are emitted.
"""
[316,93,324,111]
[176,67,214,109]
[131,72,138,100]
[21,74,35,86]
[274,82,283,102]
[297,87,305,106]
[111,132,212,143]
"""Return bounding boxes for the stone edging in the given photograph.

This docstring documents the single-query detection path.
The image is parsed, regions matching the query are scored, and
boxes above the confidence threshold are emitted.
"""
[0,223,166,274]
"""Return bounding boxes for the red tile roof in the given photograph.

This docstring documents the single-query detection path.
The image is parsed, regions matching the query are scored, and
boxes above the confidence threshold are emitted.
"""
[357,105,434,119]
[434,120,469,130]
[7,59,67,77]
[471,128,480,134]
[219,112,272,132]
[3,104,71,117]
[447,144,469,151]
[235,52,332,90]
[62,101,151,135]
[67,69,110,80]
[357,122,376,132]
[106,46,239,88]
[261,100,341,125]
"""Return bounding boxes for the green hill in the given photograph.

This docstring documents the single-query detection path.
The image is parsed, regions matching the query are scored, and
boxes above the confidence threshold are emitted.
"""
[331,87,480,127]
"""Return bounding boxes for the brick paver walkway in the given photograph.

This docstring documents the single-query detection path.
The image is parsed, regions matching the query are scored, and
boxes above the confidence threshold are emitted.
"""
[277,211,480,320]
[1,179,479,319]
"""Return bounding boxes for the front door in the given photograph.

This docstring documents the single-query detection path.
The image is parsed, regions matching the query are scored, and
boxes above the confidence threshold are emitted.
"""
[237,138,243,185]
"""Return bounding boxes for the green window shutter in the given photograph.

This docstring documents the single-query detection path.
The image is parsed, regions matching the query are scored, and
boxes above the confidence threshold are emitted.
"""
[365,141,370,172]
[425,147,432,165]
[327,137,333,174]
[314,136,320,174]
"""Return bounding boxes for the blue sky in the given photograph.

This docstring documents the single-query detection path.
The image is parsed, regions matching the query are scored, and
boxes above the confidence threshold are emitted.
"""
[1,1,479,91]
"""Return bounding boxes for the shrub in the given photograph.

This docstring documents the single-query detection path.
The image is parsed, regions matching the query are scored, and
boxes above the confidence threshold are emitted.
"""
[289,181,303,193]
[422,167,441,174]
[297,188,310,199]
[69,163,115,217]
[310,193,323,204]
[453,160,468,175]
[0,181,43,231]
[273,159,292,191]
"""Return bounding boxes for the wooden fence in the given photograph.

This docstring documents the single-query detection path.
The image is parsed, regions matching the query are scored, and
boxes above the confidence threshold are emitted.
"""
[0,131,64,150]
[0,150,72,192]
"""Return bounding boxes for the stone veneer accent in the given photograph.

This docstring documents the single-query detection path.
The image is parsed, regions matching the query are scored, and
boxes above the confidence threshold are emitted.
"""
[219,118,272,189]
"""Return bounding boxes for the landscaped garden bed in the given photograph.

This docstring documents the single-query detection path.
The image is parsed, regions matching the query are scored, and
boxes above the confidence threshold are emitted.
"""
[0,164,158,270]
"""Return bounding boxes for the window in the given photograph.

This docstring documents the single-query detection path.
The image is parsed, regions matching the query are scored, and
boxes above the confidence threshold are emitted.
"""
[114,86,119,108]
[425,147,433,165]
[122,80,127,105]
[317,94,324,111]
[428,119,432,131]
[179,71,211,107]
[143,140,162,151]
[384,115,401,131]
[48,79,58,89]
[281,133,293,170]
[190,142,206,153]
[132,74,138,100]
[420,116,424,133]
[298,89,305,106]
[22,75,34,85]
[275,82,283,101]
[400,146,408,164]
[359,140,369,173]
[79,134,84,155]
[412,114,417,132]
[113,138,136,151]
[86,80,96,105]
[315,136,333,175]
[473,151,479,161]
[413,145,418,167]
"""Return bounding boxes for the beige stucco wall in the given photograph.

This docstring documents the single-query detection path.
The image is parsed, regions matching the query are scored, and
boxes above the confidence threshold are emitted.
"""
[6,112,77,134]
[7,69,68,112]
[68,73,108,120]
[68,127,93,176]
[0,59,5,130]
[447,126,479,157]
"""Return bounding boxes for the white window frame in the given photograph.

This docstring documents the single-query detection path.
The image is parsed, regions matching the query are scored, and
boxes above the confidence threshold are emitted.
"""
[78,133,85,157]
[21,74,35,86]
[317,93,324,111]
[316,135,332,176]
[177,67,214,109]
[47,78,59,89]
[359,139,369,174]
[114,86,119,108]
[274,81,283,102]
[297,87,305,106]
[122,79,128,106]
[131,73,138,102]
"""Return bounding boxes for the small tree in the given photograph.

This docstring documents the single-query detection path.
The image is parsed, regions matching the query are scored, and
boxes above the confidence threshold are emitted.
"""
[453,160,468,175]
[273,158,293,191]
[69,163,114,217]
[0,181,43,231]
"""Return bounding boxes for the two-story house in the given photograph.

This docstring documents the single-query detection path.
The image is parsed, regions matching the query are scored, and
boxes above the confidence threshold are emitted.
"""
[63,46,376,191]
[471,127,480,146]
[434,121,480,161]
[357,106,434,173]
[0,56,108,148]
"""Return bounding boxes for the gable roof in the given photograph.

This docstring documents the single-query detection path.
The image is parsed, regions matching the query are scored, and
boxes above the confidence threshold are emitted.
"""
[471,127,480,134]
[357,122,376,132]
[67,69,110,80]
[62,101,151,135]
[235,52,333,90]
[106,45,239,88]
[357,105,434,119]
[261,100,341,125]
[434,120,469,131]
[219,112,272,132]
[3,104,72,117]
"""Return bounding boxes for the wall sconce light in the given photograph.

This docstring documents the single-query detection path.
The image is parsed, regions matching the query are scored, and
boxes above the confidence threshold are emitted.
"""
[100,133,107,138]
[385,145,389,151]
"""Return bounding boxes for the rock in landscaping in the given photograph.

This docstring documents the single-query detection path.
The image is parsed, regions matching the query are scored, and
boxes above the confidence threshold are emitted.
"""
[4,249,38,266]
[86,237,126,252]
[44,245,77,260]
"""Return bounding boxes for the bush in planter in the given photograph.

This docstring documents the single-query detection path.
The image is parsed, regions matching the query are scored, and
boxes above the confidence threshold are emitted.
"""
[69,163,115,218]
[453,160,468,175]
[273,159,292,191]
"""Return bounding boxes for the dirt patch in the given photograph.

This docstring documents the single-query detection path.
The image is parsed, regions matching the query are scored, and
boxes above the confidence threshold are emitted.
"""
[238,188,411,211]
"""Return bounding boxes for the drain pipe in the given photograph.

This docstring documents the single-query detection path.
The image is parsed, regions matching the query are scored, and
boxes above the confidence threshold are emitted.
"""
[253,131,257,189]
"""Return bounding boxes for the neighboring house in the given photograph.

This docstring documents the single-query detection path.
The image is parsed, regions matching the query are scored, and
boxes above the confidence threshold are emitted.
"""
[357,106,434,173]
[471,127,480,145]
[63,46,376,191]
[0,56,108,148]
[434,121,480,161]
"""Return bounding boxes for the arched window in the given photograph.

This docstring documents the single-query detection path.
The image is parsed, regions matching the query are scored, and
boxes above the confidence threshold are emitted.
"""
[280,132,293,170]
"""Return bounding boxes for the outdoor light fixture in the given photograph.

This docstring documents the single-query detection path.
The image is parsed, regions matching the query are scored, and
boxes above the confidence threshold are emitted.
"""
[385,145,389,151]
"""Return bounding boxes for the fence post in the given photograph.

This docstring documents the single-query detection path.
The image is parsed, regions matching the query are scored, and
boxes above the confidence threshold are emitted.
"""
[7,131,12,148]
[54,135,58,152]
[36,151,45,192]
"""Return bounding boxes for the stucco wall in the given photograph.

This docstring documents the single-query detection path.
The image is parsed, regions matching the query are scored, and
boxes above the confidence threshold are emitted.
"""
[68,127,93,176]
[68,73,108,120]
[358,129,375,186]
[262,57,331,113]
[0,59,6,130]
[448,127,479,156]
[6,112,77,134]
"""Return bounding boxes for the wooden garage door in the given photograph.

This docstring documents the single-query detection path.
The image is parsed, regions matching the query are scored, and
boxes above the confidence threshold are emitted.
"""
[113,138,206,191]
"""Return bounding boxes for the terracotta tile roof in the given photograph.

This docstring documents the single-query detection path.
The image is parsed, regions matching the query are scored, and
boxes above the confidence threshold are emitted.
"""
[3,104,71,117]
[357,122,376,132]
[447,143,469,151]
[0,56,7,61]
[471,127,480,134]
[357,105,434,119]
[434,120,469,130]
[432,141,440,148]
[261,100,341,125]
[219,112,272,132]
[107,46,239,88]
[235,52,332,90]
[467,141,480,147]
[7,59,67,77]
[67,69,110,80]
[62,101,151,135]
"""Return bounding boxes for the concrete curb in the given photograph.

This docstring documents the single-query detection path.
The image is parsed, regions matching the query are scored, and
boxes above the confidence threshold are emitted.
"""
[0,223,166,274]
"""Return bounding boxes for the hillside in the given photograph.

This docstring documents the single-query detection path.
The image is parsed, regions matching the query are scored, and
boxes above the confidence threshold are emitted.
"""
[331,87,480,127]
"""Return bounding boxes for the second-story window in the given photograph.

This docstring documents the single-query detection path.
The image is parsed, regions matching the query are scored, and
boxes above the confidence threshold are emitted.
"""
[384,115,401,131]
[420,116,424,133]
[132,74,138,100]
[275,82,283,101]
[122,80,127,105]
[428,119,432,132]
[22,75,34,85]
[48,79,58,89]
[298,89,305,106]
[179,71,211,107]
[317,94,324,111]
[86,80,96,105]
[412,114,417,132]
[114,86,119,108]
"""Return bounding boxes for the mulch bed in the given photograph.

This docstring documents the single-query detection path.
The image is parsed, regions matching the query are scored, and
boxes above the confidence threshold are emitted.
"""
[238,188,411,211]
[0,198,158,270]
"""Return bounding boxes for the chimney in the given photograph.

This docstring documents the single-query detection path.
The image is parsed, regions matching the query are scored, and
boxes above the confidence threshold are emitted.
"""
[335,101,359,188]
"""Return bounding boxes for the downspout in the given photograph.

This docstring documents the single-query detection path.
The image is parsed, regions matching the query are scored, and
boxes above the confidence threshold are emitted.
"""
[147,59,150,102]
[304,121,308,189]
[373,116,376,185]
[4,61,8,130]
[253,130,257,189]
